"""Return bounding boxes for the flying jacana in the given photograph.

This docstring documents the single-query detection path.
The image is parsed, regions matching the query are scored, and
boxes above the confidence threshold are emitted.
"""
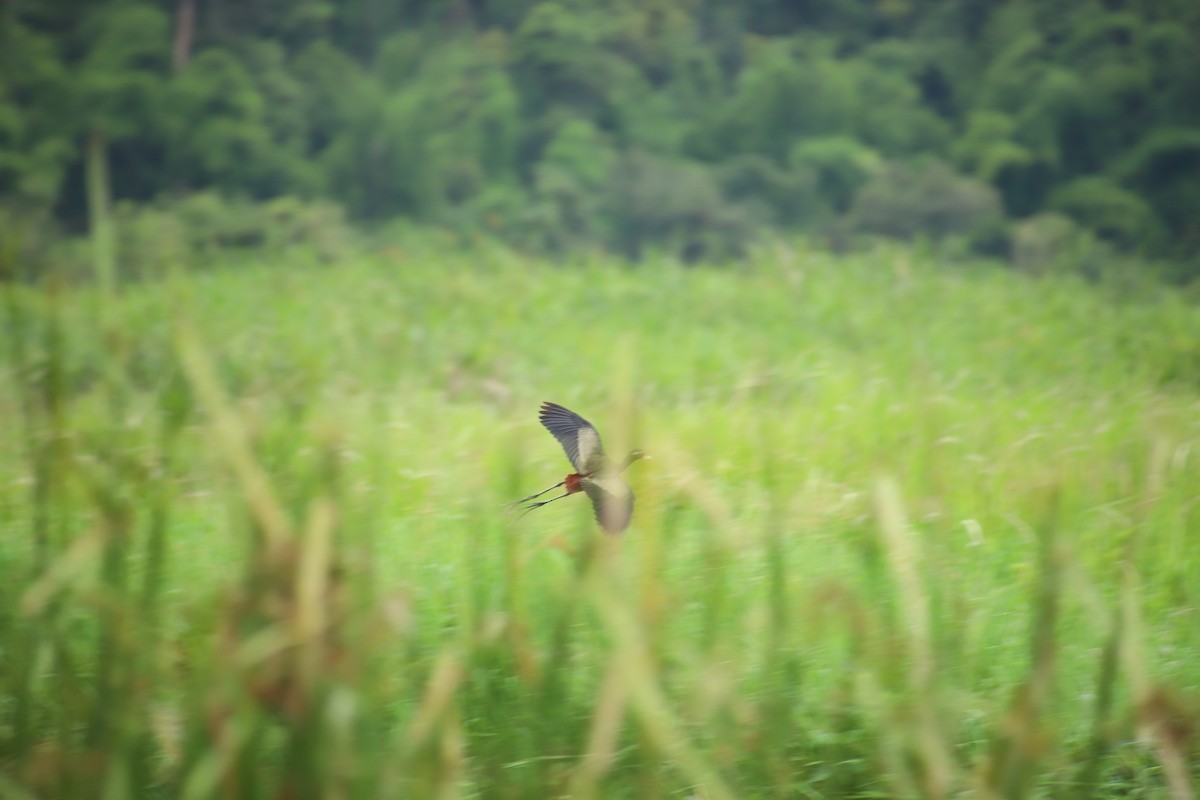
[512,401,646,534]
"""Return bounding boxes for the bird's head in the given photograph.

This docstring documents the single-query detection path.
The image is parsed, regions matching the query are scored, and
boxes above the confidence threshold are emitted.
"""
[622,449,649,469]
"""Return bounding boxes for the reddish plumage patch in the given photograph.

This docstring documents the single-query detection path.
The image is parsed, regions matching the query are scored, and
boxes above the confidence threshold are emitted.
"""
[564,473,583,494]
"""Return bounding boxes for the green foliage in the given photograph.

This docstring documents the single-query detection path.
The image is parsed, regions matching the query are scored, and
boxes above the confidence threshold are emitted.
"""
[602,151,758,262]
[512,3,649,134]
[519,118,616,250]
[1141,20,1200,124]
[238,39,319,192]
[1049,176,1166,251]
[105,192,354,276]
[2,245,1199,797]
[1113,127,1200,246]
[290,41,370,153]
[77,3,171,137]
[696,39,858,161]
[851,44,951,155]
[788,136,881,214]
[952,111,1046,214]
[0,24,75,208]
[163,49,279,193]
[542,118,614,189]
[327,37,521,220]
[421,39,522,195]
[111,199,190,278]
[1010,213,1109,279]
[6,0,1200,274]
[846,160,1002,243]
[0,204,62,281]
[717,154,821,227]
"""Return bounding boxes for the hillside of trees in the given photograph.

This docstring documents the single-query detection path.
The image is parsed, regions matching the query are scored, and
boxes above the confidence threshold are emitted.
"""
[3,0,1199,277]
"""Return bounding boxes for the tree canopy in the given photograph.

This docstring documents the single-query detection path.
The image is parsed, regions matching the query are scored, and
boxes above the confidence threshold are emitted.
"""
[4,0,1199,273]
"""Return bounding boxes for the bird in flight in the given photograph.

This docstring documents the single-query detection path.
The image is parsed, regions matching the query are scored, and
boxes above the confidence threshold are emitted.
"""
[512,401,646,534]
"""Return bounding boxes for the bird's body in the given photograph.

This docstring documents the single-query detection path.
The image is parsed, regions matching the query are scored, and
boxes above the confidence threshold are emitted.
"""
[512,401,644,534]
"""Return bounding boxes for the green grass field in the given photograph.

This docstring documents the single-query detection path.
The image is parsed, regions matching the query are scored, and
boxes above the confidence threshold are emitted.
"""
[1,239,1198,799]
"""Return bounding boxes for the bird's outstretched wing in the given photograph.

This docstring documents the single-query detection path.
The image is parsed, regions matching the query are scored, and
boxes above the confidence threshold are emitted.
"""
[584,475,635,535]
[539,401,605,472]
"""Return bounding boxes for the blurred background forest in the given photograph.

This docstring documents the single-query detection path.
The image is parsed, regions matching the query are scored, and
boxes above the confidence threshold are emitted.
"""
[3,0,1200,278]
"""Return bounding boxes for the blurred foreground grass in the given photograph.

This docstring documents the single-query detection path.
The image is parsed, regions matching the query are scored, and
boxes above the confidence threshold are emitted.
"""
[1,240,1198,798]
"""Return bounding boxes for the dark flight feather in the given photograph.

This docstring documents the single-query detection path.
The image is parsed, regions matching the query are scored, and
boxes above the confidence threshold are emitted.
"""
[539,401,605,472]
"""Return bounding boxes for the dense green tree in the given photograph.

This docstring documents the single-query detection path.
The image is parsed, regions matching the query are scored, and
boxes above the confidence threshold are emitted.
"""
[162,48,277,193]
[847,160,1002,242]
[4,0,1199,274]
[1049,176,1166,251]
[788,136,880,216]
[0,23,74,211]
[1113,128,1200,250]
[511,3,651,141]
[718,153,821,227]
[693,39,858,162]
[602,150,756,261]
[290,40,370,157]
[326,36,520,219]
[951,111,1050,215]
[75,2,172,286]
